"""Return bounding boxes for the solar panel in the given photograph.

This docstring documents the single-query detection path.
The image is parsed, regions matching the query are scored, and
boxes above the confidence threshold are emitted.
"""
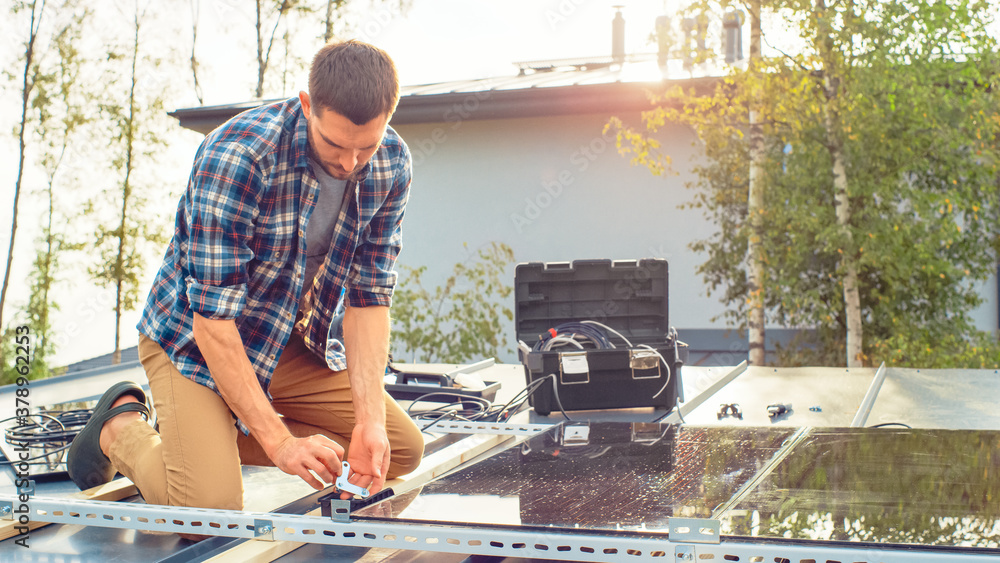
[352,422,1000,552]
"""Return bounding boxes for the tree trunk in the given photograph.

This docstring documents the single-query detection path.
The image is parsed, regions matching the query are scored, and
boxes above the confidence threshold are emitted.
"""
[39,159,57,363]
[825,98,862,366]
[323,0,334,43]
[255,0,265,98]
[2,0,47,330]
[112,6,140,365]
[746,0,766,365]
[816,0,863,366]
[189,0,203,105]
[255,0,292,99]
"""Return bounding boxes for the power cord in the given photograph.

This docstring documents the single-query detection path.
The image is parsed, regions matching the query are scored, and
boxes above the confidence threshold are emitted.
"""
[533,321,679,404]
[409,373,573,433]
[1,409,92,468]
[868,422,912,429]
[532,322,616,351]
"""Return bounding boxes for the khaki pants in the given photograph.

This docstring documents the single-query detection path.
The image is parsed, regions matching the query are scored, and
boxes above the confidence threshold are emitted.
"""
[110,333,423,512]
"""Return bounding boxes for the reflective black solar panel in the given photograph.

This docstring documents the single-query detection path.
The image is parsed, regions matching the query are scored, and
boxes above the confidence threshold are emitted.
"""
[353,422,1000,551]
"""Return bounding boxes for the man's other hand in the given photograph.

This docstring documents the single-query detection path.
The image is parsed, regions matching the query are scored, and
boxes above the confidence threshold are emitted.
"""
[272,434,346,490]
[342,423,391,499]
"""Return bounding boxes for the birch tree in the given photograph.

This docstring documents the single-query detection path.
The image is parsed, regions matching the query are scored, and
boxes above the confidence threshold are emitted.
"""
[254,0,314,98]
[189,0,204,105]
[3,0,49,331]
[611,0,1000,367]
[812,0,863,365]
[745,0,766,365]
[89,0,170,364]
[24,5,91,376]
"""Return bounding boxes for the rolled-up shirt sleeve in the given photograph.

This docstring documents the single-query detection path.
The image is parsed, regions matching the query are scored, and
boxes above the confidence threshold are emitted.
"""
[183,142,262,320]
[346,149,411,308]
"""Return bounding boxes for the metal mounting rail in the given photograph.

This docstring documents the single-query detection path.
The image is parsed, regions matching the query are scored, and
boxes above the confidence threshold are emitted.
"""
[420,420,552,436]
[659,361,748,424]
[3,496,998,562]
[711,426,814,519]
[851,361,888,427]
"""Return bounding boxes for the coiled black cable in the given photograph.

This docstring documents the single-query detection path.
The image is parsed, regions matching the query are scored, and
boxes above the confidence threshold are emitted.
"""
[1,409,92,468]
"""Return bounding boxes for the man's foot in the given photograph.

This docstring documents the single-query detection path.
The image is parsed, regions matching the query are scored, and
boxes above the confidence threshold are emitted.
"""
[67,381,149,490]
[99,395,143,456]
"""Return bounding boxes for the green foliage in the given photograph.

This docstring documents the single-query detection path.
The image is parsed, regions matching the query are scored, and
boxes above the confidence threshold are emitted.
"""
[17,3,92,380]
[611,0,1000,367]
[868,328,1000,369]
[87,2,171,361]
[2,0,91,376]
[0,322,60,385]
[391,242,515,364]
[251,0,414,98]
[2,0,48,332]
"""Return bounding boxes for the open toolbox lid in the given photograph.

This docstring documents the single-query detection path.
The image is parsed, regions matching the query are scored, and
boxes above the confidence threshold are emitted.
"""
[514,258,670,348]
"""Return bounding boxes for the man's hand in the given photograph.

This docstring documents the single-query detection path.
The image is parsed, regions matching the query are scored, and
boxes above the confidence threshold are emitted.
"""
[341,304,392,500]
[192,313,350,492]
[271,434,346,490]
[342,423,391,499]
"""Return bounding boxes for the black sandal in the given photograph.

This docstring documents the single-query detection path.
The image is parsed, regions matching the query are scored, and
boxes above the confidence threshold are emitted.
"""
[67,381,150,490]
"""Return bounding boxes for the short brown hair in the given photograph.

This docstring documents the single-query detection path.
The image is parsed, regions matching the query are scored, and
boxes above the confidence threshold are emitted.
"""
[308,40,399,125]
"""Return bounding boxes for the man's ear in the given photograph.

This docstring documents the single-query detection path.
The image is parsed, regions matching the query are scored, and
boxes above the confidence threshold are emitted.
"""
[299,91,311,116]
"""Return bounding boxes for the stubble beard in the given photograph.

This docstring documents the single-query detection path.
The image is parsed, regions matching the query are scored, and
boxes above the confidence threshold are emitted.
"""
[306,125,361,182]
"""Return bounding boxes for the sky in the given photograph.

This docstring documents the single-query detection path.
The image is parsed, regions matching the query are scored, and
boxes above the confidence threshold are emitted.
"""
[358,0,671,85]
[180,0,673,106]
[11,0,994,367]
[0,0,674,367]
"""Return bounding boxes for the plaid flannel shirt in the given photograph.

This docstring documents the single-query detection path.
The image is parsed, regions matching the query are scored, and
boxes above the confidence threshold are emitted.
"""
[138,97,411,434]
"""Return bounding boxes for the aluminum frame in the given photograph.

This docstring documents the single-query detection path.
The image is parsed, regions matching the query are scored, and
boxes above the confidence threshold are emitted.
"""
[4,496,998,562]
[419,420,552,435]
[851,361,888,427]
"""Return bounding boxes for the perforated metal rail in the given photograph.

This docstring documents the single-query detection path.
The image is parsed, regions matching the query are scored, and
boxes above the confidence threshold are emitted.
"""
[420,420,551,436]
[3,496,997,562]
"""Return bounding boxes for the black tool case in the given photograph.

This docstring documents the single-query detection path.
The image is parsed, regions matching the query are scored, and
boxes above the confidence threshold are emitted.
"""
[515,259,687,416]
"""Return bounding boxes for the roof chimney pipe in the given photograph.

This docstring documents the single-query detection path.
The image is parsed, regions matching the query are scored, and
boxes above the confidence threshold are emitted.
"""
[724,10,745,63]
[612,6,625,64]
[655,15,670,67]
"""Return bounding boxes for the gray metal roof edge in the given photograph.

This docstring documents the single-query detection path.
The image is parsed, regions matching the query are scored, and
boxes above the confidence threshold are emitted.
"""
[169,76,721,134]
[678,327,807,353]
[0,359,143,393]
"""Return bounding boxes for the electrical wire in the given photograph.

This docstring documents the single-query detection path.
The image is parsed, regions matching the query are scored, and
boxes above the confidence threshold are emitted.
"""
[637,344,673,399]
[409,373,573,433]
[528,320,683,411]
[1,410,92,468]
[544,373,572,421]
[544,336,585,350]
[868,422,912,429]
[650,405,686,424]
[532,322,616,351]
[415,323,682,426]
[580,320,633,348]
[407,392,493,431]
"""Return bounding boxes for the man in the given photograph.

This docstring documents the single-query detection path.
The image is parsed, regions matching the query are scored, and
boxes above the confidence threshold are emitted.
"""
[67,40,423,522]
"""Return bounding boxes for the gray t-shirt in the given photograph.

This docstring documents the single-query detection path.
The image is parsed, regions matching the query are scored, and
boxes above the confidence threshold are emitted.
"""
[300,160,349,310]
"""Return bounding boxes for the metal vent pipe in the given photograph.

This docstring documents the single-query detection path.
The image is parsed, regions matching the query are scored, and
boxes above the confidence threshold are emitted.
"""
[612,6,625,63]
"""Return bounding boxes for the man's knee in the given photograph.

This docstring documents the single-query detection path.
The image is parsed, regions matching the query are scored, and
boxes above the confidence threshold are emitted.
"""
[387,419,424,478]
[176,477,243,513]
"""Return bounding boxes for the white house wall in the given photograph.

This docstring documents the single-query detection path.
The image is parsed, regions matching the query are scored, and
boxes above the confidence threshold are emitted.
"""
[392,112,729,362]
[392,112,1000,363]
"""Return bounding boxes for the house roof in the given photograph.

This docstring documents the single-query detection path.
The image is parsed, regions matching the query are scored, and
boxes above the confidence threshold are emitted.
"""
[169,57,722,134]
[62,346,140,373]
